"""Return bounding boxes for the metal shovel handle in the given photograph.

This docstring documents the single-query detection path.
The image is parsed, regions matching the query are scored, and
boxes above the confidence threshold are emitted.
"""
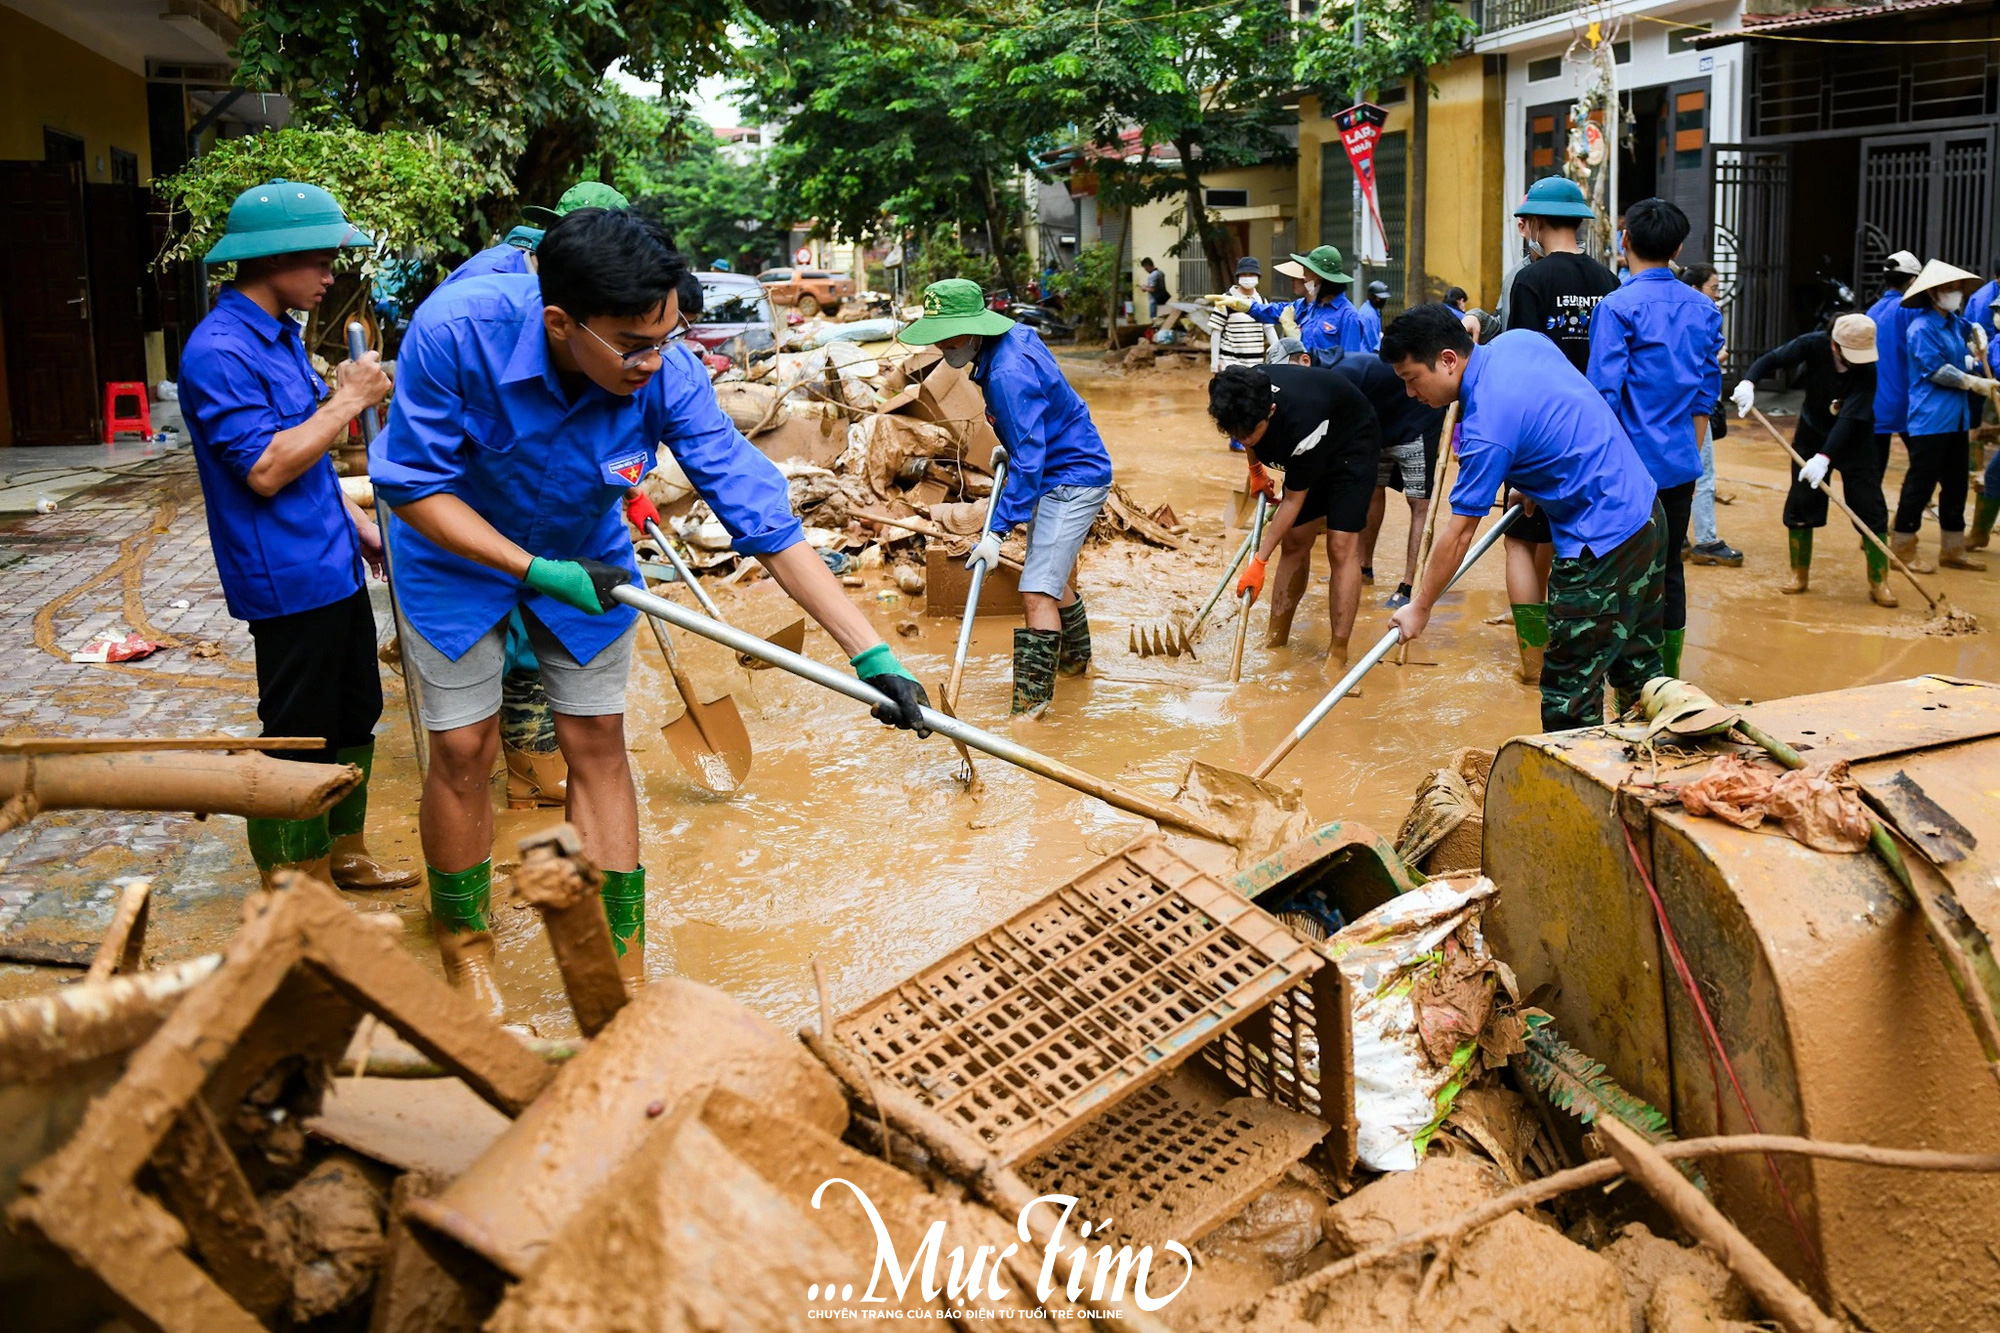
[1189,526,1258,640]
[645,518,726,620]
[947,447,1010,704]
[609,582,1232,842]
[1253,505,1521,779]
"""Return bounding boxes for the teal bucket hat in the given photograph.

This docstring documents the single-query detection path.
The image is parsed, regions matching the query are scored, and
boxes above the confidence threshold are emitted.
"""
[898,278,1016,345]
[1289,244,1353,285]
[203,180,373,264]
[1514,176,1596,220]
[522,181,631,226]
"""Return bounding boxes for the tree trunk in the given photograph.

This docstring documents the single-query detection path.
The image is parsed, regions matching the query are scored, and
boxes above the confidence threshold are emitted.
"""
[1176,138,1230,288]
[977,168,1020,293]
[1406,30,1431,307]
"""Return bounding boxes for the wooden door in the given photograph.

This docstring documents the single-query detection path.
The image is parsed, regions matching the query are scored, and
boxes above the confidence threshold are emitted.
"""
[87,183,150,386]
[0,162,99,445]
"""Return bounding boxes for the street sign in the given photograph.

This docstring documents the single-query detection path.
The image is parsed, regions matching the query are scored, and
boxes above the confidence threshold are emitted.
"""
[1334,102,1392,265]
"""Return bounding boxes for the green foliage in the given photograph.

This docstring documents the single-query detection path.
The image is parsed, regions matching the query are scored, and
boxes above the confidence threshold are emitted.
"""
[1515,1015,1709,1191]
[1046,242,1122,328]
[1293,0,1478,105]
[153,125,481,272]
[619,115,788,273]
[906,233,999,294]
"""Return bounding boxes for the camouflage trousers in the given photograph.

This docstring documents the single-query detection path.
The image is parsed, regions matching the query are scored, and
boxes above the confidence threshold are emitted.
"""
[1540,503,1666,732]
[500,669,559,754]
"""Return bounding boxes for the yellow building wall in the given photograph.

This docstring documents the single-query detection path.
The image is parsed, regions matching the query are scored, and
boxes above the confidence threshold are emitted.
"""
[1128,161,1298,298]
[1295,55,1506,311]
[0,8,153,183]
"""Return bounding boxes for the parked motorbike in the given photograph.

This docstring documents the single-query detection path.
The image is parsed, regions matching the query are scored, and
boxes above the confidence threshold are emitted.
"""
[985,287,1076,341]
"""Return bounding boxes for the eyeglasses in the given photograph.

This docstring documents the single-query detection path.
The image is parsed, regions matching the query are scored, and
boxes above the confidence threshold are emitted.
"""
[577,314,691,368]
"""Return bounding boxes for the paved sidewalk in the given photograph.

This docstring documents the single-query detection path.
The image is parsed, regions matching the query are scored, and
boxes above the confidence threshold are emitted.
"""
[0,458,275,959]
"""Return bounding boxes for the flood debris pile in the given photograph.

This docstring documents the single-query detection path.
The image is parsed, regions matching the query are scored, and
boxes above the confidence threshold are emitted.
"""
[639,343,1185,598]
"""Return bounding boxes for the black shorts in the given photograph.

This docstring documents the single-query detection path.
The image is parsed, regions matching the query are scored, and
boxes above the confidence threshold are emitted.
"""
[247,587,384,763]
[1509,505,1553,544]
[1294,472,1375,533]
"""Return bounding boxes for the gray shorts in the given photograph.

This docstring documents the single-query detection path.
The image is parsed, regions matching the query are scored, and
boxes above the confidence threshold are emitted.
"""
[403,607,637,732]
[1374,436,1431,498]
[1019,483,1112,597]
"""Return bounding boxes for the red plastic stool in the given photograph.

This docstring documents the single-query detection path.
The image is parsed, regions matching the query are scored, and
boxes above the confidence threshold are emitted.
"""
[103,382,152,443]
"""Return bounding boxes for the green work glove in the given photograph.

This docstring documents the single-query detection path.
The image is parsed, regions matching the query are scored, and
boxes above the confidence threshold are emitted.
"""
[524,556,631,615]
[850,643,930,735]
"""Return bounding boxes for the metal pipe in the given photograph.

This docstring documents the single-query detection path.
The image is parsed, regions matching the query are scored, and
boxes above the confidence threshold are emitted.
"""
[947,448,1010,706]
[1227,495,1271,683]
[609,583,1234,843]
[647,519,725,620]
[1188,524,1258,640]
[1253,505,1520,779]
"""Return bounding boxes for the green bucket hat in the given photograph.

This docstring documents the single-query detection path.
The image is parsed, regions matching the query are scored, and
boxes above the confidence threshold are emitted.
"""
[1514,176,1595,220]
[897,278,1016,345]
[1289,244,1353,285]
[521,181,631,226]
[202,180,372,264]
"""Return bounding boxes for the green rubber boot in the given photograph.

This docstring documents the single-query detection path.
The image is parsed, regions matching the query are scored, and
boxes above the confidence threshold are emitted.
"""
[600,866,647,992]
[429,860,504,1020]
[1662,628,1686,681]
[246,813,332,889]
[1864,538,1898,606]
[1781,528,1812,594]
[1012,628,1060,717]
[1056,596,1092,677]
[1510,603,1548,685]
[1969,494,1998,551]
[326,742,417,890]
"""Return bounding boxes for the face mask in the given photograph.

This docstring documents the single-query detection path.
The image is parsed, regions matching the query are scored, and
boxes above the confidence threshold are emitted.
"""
[1523,235,1546,260]
[1239,276,1259,291]
[942,338,979,368]
[1939,291,1964,314]
[1302,279,1319,300]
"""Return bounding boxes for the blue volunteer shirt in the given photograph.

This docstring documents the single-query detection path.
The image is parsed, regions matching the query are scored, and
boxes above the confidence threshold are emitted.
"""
[438,240,531,289]
[970,324,1115,533]
[1867,289,1916,436]
[1450,331,1658,559]
[1247,293,1367,363]
[1904,308,1980,437]
[1585,267,1723,488]
[1967,279,1999,342]
[179,286,364,622]
[1358,301,1383,352]
[369,274,802,663]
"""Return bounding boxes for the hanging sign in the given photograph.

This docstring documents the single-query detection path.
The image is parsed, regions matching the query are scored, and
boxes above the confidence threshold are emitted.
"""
[1334,102,1392,265]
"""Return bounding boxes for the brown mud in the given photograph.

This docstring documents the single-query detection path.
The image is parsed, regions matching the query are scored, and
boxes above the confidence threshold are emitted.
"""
[7,360,2000,1044]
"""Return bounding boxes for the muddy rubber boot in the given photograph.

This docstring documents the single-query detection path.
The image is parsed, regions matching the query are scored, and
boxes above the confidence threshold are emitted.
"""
[504,744,569,809]
[1510,603,1547,686]
[324,742,418,889]
[600,866,646,993]
[429,860,505,1021]
[247,814,333,890]
[1662,628,1686,680]
[1865,540,1899,607]
[1055,596,1093,677]
[1939,530,1988,571]
[1968,495,1998,551]
[1889,530,1936,574]
[1011,628,1060,717]
[1780,528,1812,595]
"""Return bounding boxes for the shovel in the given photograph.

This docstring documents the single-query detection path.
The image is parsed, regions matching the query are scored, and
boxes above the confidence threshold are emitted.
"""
[637,586,751,794]
[345,322,428,781]
[941,447,1010,786]
[1226,494,1271,683]
[644,519,806,668]
[609,583,1235,843]
[1252,504,1521,779]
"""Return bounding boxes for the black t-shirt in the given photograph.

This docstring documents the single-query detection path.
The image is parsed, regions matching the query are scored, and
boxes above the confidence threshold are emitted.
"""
[1319,347,1446,447]
[1253,365,1382,492]
[1506,252,1620,373]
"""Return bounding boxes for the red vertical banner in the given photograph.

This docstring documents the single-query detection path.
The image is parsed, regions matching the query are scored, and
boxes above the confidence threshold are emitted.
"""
[1335,102,1391,264]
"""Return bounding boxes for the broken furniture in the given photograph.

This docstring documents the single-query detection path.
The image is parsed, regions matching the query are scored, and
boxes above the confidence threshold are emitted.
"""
[1482,673,2000,1333]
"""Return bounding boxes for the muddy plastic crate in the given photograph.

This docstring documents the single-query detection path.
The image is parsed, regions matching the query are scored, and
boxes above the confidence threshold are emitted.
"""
[833,835,1345,1167]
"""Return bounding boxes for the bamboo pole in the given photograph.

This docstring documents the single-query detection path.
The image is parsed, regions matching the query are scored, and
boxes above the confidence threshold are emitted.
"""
[1398,402,1459,666]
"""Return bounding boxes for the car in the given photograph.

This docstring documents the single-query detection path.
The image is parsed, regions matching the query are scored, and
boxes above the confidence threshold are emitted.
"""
[755,267,856,316]
[688,272,778,361]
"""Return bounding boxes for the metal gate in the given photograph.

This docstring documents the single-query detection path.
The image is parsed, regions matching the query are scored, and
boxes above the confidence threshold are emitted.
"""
[1853,127,1996,302]
[1710,144,1791,382]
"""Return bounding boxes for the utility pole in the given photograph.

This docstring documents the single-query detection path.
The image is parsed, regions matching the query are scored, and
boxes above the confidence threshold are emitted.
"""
[1406,0,1430,307]
[1351,2,1365,301]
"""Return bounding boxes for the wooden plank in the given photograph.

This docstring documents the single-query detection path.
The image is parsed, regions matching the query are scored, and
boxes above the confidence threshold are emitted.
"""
[151,1100,294,1319]
[0,736,325,755]
[86,877,152,983]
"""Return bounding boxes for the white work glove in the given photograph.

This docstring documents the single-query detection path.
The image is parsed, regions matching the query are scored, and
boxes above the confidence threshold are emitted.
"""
[966,530,1002,573]
[1969,323,1988,355]
[1730,380,1755,417]
[1798,454,1832,488]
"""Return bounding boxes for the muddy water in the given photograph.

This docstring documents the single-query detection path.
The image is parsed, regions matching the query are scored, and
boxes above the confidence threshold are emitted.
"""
[25,359,2000,1035]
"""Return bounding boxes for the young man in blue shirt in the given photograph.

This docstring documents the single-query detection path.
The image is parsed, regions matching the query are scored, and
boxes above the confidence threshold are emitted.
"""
[1384,306,1665,731]
[372,209,927,1010]
[1585,197,1722,680]
[903,279,1115,716]
[439,182,629,290]
[1359,280,1390,352]
[179,180,415,894]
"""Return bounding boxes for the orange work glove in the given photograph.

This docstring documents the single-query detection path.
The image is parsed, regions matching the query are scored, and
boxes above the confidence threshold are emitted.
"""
[1236,554,1268,603]
[624,488,663,532]
[1246,460,1279,501]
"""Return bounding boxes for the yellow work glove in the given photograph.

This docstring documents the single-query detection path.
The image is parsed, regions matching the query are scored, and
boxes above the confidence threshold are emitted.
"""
[1279,307,1300,339]
[1214,292,1253,313]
